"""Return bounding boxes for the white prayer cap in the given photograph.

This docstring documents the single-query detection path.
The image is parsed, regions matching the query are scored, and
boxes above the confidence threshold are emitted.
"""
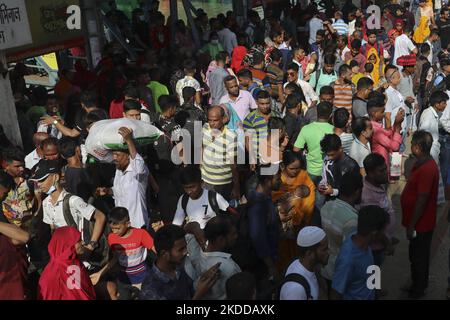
[297,226,326,247]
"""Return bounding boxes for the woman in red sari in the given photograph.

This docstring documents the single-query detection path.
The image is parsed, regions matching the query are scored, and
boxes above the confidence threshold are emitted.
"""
[38,226,96,300]
[0,214,29,300]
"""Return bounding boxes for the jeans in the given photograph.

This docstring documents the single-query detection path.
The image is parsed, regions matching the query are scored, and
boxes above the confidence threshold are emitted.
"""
[409,230,433,294]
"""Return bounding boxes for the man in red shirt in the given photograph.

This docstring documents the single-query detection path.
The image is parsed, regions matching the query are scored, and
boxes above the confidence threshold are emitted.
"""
[401,131,440,299]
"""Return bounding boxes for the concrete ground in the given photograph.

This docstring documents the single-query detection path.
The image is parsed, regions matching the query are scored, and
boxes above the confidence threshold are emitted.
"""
[380,139,450,300]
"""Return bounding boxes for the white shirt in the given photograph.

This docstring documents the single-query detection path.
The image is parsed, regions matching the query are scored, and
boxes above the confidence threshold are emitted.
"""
[393,34,416,67]
[349,138,371,168]
[37,121,62,139]
[278,42,291,50]
[176,76,201,105]
[283,79,319,107]
[113,153,149,228]
[339,132,354,155]
[185,234,241,300]
[25,149,41,170]
[292,60,304,81]
[340,46,350,62]
[280,259,319,300]
[172,189,229,229]
[397,71,415,100]
[140,108,151,123]
[348,19,356,36]
[309,17,323,45]
[217,28,237,55]
[419,107,441,163]
[426,40,433,64]
[441,91,450,134]
[385,86,407,133]
[43,189,95,241]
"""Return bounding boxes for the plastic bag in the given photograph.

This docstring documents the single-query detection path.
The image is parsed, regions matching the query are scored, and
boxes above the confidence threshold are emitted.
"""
[390,152,402,178]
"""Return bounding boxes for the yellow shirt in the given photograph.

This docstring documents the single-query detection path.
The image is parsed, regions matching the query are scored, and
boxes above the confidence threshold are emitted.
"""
[352,73,364,86]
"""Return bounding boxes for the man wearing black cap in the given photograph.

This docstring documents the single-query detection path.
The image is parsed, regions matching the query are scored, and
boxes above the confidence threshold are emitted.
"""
[31,159,106,252]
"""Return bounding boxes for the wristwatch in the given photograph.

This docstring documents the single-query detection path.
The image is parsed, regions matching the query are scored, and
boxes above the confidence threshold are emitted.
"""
[53,119,58,125]
[89,240,99,250]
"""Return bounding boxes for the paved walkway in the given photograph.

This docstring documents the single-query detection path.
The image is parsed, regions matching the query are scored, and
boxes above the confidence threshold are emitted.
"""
[381,155,449,300]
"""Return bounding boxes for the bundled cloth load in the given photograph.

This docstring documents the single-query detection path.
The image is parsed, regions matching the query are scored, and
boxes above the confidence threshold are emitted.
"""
[85,118,162,162]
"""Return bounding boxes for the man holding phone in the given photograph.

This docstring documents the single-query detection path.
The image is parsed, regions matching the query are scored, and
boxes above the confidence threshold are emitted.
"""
[37,94,62,139]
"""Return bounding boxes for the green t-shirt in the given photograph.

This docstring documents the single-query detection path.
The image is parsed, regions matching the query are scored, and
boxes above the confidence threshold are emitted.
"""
[294,121,334,176]
[309,70,337,95]
[199,43,224,60]
[147,81,169,114]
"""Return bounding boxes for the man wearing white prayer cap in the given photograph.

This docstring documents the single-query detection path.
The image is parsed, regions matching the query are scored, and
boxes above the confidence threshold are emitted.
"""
[279,226,329,300]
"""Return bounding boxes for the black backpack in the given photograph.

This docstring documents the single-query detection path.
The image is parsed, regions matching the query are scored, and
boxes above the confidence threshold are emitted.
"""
[181,190,222,215]
[62,193,109,269]
[277,273,313,300]
[423,67,446,107]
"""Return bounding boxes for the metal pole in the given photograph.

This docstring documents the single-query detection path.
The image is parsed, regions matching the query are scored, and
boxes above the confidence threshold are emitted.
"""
[81,0,104,69]
[233,0,248,27]
[182,0,201,49]
[0,51,22,148]
[170,0,178,48]
[185,0,198,16]
[243,0,249,23]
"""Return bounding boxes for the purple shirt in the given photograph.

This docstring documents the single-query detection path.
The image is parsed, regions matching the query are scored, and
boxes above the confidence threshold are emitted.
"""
[219,90,257,122]
[359,178,396,246]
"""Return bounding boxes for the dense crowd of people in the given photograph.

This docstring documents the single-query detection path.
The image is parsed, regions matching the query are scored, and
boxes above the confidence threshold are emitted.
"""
[1,0,450,300]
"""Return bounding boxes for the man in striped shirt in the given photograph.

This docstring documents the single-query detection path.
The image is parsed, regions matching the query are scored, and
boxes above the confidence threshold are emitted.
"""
[332,11,349,36]
[332,64,355,116]
[201,106,240,201]
[243,90,281,165]
[333,108,354,155]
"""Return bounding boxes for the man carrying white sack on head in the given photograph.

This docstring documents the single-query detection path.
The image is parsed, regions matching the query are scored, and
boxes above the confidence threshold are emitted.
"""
[112,127,150,229]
